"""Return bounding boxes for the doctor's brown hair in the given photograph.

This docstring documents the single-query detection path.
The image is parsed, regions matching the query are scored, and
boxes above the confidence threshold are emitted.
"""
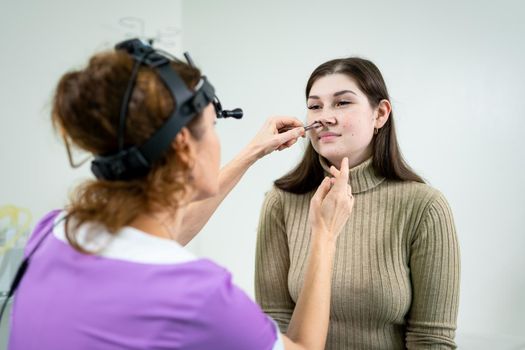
[52,51,204,252]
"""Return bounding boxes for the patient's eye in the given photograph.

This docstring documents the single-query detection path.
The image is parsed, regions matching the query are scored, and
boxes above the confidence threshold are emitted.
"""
[336,101,351,107]
[307,104,321,110]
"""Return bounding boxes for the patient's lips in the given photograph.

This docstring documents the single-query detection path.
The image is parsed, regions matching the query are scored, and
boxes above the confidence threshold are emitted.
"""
[318,131,341,142]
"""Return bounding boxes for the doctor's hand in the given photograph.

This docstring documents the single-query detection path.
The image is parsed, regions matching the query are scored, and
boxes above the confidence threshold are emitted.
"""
[247,116,305,160]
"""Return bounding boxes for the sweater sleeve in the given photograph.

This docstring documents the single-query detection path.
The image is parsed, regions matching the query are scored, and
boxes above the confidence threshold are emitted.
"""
[406,191,460,349]
[254,188,295,333]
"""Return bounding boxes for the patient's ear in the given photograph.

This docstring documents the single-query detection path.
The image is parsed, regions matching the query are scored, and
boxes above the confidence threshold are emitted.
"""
[374,99,391,129]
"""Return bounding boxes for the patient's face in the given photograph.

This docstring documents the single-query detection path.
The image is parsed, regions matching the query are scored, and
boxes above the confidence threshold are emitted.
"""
[306,73,377,167]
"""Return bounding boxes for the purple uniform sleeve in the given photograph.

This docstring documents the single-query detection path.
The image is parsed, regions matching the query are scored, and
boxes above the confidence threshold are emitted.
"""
[179,267,280,350]
[23,210,61,258]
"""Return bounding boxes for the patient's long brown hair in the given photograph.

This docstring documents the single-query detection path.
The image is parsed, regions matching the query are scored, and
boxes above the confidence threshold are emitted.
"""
[275,57,424,194]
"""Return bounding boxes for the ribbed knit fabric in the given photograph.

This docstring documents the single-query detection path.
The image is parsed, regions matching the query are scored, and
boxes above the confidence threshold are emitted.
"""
[255,157,460,349]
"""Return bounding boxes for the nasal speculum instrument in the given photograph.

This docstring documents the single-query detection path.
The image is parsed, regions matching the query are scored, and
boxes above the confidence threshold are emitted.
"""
[279,120,324,133]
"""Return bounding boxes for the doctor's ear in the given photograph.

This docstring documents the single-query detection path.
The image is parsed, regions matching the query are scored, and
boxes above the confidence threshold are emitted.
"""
[172,127,197,165]
[374,99,392,129]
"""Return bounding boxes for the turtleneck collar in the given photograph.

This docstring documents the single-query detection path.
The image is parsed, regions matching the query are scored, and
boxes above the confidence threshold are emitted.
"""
[319,156,385,194]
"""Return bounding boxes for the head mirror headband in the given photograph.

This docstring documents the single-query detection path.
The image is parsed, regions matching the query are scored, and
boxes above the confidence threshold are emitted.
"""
[90,38,243,181]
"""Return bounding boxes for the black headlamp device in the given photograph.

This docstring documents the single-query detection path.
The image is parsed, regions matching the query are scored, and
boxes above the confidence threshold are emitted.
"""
[90,38,243,181]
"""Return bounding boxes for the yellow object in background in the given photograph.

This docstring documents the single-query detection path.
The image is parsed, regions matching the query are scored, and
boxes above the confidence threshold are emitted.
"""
[0,205,32,256]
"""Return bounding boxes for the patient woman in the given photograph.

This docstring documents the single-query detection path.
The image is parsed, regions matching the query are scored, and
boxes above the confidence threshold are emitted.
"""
[254,58,460,349]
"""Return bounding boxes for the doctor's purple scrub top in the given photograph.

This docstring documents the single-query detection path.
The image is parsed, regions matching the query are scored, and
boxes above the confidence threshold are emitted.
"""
[8,210,284,350]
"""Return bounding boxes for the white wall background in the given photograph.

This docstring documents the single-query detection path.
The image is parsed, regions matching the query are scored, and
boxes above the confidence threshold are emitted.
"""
[1,0,524,348]
[182,0,525,347]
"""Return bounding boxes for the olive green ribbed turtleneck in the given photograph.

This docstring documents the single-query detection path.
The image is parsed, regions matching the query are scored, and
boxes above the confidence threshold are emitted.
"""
[255,158,460,349]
